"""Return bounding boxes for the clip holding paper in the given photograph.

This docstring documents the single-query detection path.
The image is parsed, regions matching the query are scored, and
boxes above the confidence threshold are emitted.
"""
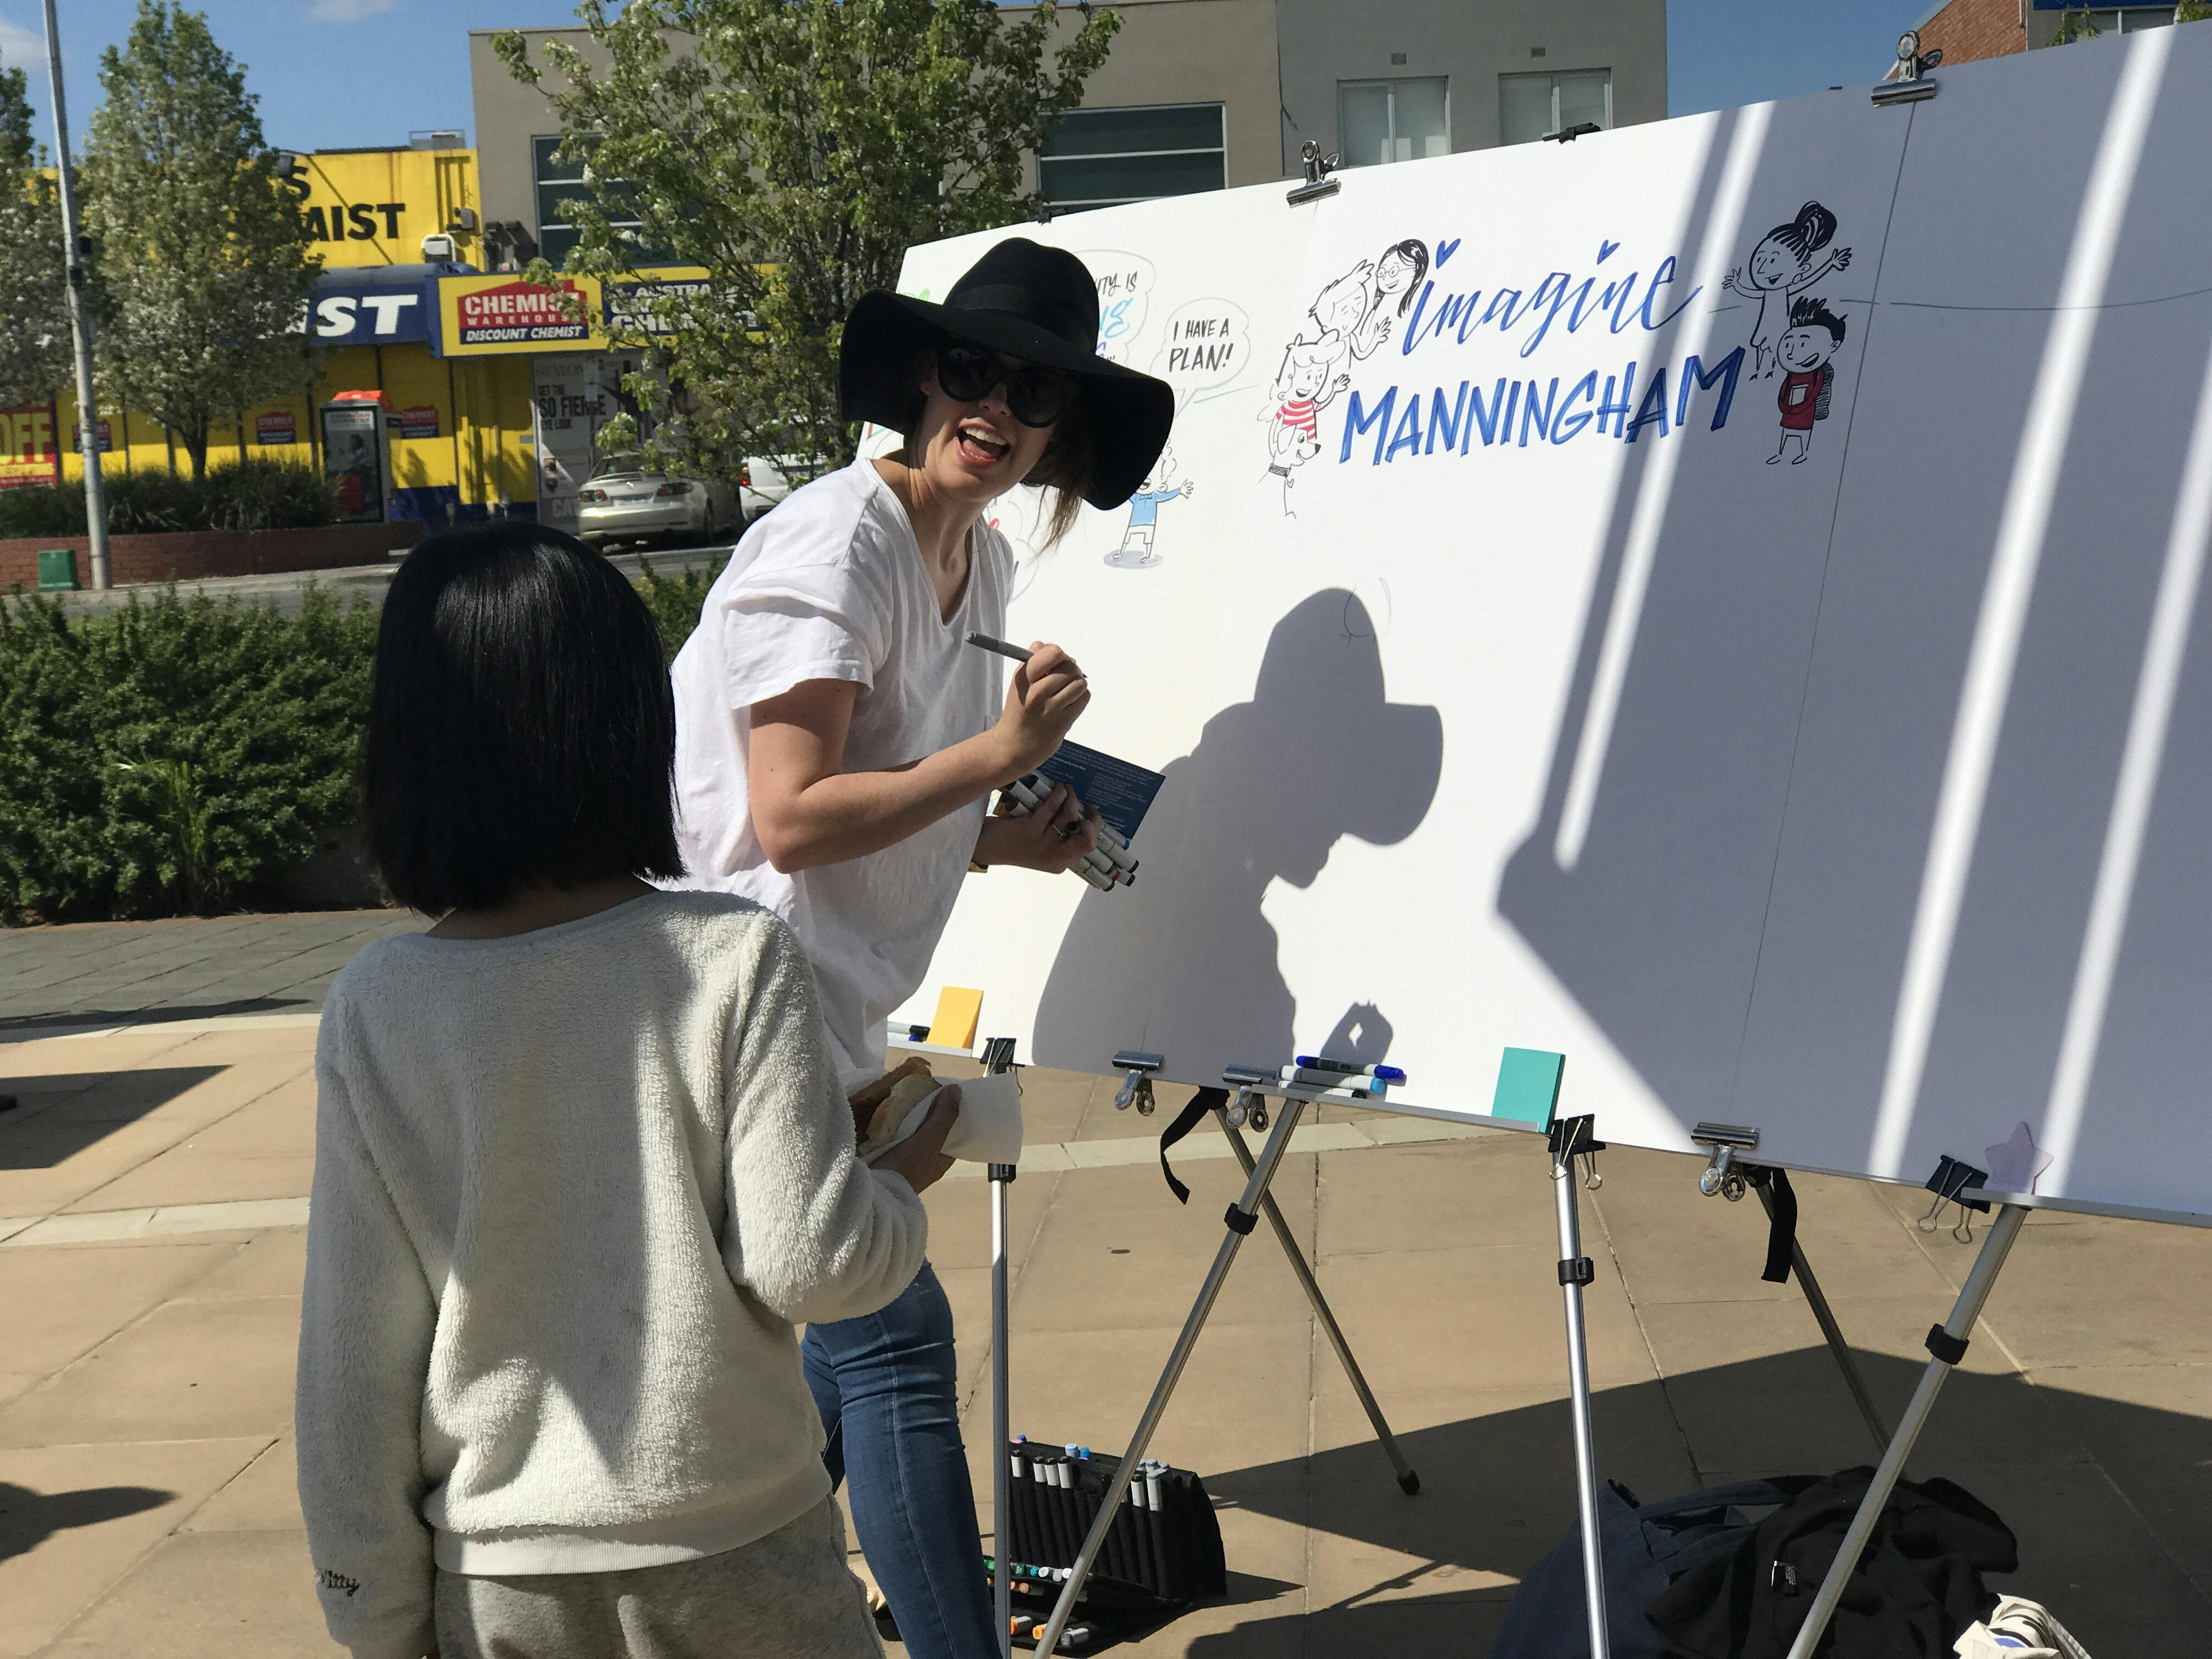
[1113,1051,1163,1116]
[1873,29,1942,106]
[1220,1064,1274,1130]
[1286,140,1340,207]
[1693,1122,1761,1200]
[1918,1154,1993,1241]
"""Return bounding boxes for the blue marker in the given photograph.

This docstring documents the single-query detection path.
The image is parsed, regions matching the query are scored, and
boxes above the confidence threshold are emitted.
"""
[1296,1057,1407,1084]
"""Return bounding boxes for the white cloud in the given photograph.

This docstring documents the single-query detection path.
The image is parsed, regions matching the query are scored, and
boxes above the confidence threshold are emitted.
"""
[309,0,399,21]
[0,19,48,70]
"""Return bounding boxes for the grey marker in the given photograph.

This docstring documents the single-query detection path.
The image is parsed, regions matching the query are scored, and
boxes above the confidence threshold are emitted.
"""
[965,631,1034,663]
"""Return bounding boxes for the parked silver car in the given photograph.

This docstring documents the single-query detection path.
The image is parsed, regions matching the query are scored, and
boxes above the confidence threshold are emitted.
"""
[577,457,740,549]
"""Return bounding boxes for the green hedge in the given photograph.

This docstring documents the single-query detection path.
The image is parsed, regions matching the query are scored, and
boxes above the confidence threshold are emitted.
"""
[0,559,724,924]
[0,458,341,538]
[635,552,727,662]
[0,588,379,923]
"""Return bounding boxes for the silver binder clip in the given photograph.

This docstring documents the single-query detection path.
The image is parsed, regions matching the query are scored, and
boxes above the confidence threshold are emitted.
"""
[1286,139,1341,207]
[1693,1123,1761,1201]
[1111,1051,1163,1116]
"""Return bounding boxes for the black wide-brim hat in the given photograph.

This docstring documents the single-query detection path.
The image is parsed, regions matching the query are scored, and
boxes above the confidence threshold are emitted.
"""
[840,238,1175,510]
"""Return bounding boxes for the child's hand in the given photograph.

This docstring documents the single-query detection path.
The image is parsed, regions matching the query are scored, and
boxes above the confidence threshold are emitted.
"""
[874,1086,958,1193]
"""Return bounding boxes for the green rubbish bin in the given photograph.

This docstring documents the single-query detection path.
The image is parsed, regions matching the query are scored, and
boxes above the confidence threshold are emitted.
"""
[36,548,78,591]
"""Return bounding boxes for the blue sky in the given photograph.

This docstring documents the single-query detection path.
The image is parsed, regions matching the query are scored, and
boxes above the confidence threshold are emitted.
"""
[2,0,1938,155]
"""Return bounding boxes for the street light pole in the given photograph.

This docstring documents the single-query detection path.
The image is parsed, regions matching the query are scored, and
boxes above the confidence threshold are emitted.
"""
[42,0,110,590]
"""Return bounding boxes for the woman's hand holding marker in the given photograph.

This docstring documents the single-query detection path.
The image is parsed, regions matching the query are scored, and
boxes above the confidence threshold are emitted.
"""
[994,640,1090,776]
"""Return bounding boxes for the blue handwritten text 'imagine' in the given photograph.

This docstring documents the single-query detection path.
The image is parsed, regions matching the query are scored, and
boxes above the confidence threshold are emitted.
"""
[1338,348,1746,465]
[1400,254,1701,362]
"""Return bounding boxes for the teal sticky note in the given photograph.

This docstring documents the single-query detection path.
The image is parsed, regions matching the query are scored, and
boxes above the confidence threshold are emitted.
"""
[1492,1047,1566,1128]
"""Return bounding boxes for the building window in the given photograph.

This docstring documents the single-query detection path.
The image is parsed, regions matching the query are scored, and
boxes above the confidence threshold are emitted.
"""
[533,136,655,264]
[1499,70,1613,146]
[1338,78,1450,167]
[2080,7,2176,29]
[1039,105,1226,210]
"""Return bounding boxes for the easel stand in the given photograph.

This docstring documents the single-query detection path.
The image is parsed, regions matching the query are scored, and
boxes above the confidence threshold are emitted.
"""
[1692,1126,1893,1455]
[981,1037,1020,1658]
[1781,1203,2028,1659]
[1548,1114,1613,1659]
[1030,1080,1419,1655]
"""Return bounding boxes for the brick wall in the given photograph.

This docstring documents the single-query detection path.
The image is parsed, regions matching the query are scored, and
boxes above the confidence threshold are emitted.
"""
[1919,0,2025,66]
[0,521,424,592]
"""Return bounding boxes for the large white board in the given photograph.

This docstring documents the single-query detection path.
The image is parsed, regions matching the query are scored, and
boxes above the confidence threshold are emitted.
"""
[896,26,2212,1222]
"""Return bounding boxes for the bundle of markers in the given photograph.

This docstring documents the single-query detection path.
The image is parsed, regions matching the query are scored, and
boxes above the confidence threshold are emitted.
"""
[998,1437,1225,1613]
[997,773,1138,895]
[1256,1057,1406,1102]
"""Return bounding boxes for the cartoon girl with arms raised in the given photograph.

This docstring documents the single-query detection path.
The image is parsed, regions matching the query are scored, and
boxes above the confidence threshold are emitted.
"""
[1725,201,1851,378]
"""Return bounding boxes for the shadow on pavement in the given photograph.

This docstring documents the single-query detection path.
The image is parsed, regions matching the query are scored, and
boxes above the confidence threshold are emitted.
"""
[0,1480,176,1562]
[0,996,308,1040]
[1201,1350,2209,1654]
[0,1066,227,1168]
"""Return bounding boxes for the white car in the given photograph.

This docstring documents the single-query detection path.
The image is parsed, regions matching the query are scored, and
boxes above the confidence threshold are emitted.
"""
[578,458,740,549]
[738,455,823,525]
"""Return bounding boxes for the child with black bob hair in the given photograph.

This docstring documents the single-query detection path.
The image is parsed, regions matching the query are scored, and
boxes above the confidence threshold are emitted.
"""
[296,521,953,1659]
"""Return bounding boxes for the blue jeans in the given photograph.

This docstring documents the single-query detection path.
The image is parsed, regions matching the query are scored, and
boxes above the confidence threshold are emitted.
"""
[802,1264,996,1659]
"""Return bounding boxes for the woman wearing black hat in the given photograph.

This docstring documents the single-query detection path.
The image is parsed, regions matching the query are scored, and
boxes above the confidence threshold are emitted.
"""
[670,239,1173,1658]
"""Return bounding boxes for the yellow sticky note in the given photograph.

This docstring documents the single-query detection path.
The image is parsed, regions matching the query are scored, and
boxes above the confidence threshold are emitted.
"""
[925,986,984,1050]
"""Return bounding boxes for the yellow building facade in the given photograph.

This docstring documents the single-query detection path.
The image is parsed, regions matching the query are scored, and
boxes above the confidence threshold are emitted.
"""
[44,144,542,520]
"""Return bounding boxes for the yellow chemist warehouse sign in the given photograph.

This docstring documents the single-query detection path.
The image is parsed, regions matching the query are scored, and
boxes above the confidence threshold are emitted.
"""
[284,146,482,268]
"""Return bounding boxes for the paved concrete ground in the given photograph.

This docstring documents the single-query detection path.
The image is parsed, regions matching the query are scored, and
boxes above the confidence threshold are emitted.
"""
[0,912,422,1038]
[1,927,2208,1656]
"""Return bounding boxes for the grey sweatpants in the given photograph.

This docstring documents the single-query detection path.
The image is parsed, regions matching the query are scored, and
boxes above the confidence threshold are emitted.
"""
[433,1498,884,1659]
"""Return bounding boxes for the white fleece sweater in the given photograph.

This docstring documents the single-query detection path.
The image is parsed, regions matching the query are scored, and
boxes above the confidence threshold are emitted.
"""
[295,890,928,1659]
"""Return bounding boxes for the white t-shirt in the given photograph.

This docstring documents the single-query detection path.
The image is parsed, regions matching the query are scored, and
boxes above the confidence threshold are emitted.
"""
[671,456,1013,1090]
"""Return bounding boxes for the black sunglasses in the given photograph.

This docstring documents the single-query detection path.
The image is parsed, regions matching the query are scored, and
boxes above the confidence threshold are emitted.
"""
[935,343,1080,428]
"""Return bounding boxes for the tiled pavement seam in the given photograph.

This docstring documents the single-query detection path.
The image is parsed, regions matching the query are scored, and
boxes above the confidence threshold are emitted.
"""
[0,1119,1502,1245]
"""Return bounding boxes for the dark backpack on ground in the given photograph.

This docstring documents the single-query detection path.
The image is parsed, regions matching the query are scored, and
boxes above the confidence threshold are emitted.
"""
[1492,1469,2015,1659]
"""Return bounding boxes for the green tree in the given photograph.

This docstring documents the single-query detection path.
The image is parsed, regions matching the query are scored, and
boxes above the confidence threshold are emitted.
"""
[2051,7,2104,43]
[494,0,1118,480]
[2179,0,2210,24]
[0,62,71,410]
[80,2,319,481]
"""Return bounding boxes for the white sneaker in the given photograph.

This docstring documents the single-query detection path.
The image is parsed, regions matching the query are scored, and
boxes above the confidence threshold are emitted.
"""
[1954,1596,2092,1659]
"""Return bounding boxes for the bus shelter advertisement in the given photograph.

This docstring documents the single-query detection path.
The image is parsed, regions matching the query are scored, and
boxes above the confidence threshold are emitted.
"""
[1,405,60,489]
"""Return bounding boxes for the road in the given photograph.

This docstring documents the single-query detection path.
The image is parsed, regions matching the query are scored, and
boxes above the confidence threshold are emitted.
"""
[38,541,736,618]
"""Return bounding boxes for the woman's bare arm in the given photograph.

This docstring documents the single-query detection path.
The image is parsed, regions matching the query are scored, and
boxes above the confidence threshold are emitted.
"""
[747,644,1090,873]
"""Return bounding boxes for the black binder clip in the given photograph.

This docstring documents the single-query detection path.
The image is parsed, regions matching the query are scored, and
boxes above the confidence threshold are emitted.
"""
[1918,1154,1991,1243]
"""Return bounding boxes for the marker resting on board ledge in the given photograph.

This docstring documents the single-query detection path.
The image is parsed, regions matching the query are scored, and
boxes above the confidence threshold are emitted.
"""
[966,631,1034,663]
[1296,1057,1407,1084]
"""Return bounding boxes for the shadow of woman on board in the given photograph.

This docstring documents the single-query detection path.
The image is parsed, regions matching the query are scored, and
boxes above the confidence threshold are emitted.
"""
[1033,590,1443,1081]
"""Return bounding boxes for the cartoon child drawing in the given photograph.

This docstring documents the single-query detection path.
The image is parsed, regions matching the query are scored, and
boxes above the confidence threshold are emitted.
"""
[1770,296,1846,465]
[1107,444,1194,569]
[1350,239,1431,359]
[1725,201,1852,379]
[1261,331,1349,517]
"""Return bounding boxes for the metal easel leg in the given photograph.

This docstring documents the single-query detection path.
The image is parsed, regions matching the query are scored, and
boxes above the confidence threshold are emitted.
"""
[1030,1097,1312,1656]
[989,1160,1015,1658]
[1215,1109,1420,1494]
[1549,1115,1612,1659]
[1781,1203,2028,1659]
[1752,1180,1893,1454]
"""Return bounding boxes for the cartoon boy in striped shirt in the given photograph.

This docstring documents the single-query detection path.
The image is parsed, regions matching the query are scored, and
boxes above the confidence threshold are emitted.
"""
[1262,331,1350,516]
